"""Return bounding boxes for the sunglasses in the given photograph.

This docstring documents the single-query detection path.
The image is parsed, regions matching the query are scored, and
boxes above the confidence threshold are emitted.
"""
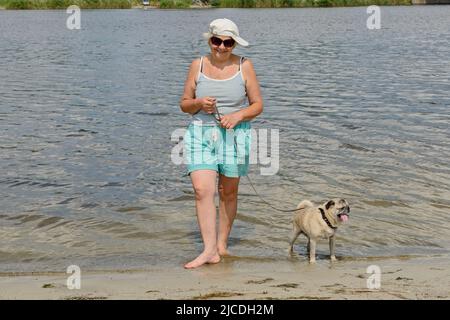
[210,36,235,48]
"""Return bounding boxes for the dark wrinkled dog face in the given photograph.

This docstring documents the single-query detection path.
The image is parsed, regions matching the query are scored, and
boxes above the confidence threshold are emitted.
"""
[324,198,350,223]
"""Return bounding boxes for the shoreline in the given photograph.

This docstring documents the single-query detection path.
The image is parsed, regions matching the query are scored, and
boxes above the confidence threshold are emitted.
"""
[1,255,448,299]
[0,2,415,10]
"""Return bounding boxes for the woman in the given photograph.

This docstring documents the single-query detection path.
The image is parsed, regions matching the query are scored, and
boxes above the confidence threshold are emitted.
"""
[179,18,263,269]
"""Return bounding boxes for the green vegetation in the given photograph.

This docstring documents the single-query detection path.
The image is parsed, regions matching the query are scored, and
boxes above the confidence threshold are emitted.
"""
[210,0,411,7]
[159,0,191,8]
[0,0,412,9]
[1,0,135,9]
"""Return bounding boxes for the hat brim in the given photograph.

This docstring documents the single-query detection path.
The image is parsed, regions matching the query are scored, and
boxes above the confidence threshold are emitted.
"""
[202,32,249,47]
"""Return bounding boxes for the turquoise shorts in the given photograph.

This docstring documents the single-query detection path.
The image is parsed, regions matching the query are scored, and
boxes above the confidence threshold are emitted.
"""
[184,121,251,178]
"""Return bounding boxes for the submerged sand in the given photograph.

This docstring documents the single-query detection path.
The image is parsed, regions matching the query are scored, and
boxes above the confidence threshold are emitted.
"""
[1,255,449,300]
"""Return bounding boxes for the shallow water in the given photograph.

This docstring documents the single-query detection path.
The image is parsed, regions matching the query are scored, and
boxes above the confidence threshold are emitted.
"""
[0,7,449,272]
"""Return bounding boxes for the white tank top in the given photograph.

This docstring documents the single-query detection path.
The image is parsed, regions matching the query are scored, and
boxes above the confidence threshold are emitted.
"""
[191,56,247,126]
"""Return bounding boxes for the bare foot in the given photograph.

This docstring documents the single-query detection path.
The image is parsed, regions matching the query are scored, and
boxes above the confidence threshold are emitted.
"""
[217,246,231,256]
[184,251,221,269]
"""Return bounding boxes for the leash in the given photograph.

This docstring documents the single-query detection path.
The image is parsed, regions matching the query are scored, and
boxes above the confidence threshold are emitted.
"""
[243,174,300,212]
[214,106,299,213]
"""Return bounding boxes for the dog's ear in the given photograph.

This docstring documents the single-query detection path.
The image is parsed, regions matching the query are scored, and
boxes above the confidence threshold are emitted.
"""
[325,200,335,210]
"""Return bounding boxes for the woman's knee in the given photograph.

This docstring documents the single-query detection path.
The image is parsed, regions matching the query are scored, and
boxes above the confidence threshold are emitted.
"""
[218,184,238,202]
[190,170,217,201]
[193,184,215,201]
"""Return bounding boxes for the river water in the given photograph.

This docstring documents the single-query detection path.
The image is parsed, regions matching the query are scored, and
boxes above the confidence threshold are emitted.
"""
[0,7,449,272]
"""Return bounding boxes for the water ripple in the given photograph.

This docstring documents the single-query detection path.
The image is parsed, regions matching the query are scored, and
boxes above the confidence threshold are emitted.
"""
[1,7,450,272]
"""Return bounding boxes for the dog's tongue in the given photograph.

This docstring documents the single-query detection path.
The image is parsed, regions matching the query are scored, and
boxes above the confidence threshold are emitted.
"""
[339,214,349,223]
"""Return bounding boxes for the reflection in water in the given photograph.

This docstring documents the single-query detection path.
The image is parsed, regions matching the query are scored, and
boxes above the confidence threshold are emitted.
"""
[0,7,449,272]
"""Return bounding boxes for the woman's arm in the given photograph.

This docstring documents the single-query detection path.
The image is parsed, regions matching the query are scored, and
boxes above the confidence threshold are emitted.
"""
[236,58,263,121]
[179,59,202,115]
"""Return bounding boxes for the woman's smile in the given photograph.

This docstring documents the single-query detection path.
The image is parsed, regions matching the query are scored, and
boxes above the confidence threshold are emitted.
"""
[214,49,227,54]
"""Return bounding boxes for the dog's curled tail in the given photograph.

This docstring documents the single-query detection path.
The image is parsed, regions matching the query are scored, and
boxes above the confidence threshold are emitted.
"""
[296,200,314,211]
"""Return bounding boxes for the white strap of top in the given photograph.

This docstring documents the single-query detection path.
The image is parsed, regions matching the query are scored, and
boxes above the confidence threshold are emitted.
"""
[196,56,203,83]
[196,56,245,83]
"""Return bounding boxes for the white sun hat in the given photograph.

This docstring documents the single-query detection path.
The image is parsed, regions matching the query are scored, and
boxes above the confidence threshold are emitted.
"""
[202,18,249,47]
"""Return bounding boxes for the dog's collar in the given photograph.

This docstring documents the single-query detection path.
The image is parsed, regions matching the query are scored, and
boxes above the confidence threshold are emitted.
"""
[319,208,337,230]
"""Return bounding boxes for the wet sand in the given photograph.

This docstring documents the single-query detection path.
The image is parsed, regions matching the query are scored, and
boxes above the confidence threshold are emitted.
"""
[1,255,448,300]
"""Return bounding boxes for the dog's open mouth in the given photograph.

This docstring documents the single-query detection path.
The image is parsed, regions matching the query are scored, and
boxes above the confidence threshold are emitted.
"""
[337,213,349,223]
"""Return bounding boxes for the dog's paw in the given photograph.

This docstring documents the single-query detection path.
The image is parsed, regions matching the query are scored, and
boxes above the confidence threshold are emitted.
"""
[330,255,337,262]
[309,259,316,264]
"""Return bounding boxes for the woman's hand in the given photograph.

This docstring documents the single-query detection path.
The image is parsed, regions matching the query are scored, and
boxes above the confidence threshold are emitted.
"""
[220,112,243,129]
[197,97,217,114]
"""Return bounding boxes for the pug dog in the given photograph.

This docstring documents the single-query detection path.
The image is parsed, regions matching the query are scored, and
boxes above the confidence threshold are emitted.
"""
[288,198,350,263]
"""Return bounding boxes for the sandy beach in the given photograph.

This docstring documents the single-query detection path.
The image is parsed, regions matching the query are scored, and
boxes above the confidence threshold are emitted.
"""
[1,255,448,300]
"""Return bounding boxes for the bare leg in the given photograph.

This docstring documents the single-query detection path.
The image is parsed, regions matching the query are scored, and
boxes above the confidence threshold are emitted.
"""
[329,235,337,262]
[217,174,240,256]
[289,225,301,254]
[184,170,221,269]
[309,238,317,263]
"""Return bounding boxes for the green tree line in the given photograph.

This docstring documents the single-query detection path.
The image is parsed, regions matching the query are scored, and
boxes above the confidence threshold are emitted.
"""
[0,0,411,10]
